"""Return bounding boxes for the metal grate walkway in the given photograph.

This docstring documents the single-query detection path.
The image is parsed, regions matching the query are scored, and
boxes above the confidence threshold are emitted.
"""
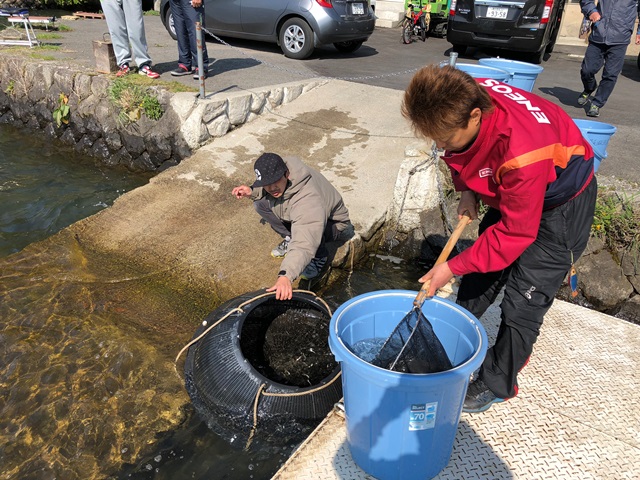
[272,296,640,480]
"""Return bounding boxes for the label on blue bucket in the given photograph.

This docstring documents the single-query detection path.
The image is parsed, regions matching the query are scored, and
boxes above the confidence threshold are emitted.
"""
[409,403,437,431]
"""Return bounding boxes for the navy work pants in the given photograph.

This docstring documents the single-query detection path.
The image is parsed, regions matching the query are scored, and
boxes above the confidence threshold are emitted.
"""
[169,0,209,68]
[580,42,628,108]
[456,177,597,399]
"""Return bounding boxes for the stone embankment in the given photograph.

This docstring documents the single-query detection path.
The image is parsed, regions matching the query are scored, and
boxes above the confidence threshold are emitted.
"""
[0,54,324,172]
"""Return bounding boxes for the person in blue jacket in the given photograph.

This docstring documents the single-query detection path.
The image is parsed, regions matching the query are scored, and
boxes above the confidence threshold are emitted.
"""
[577,0,640,117]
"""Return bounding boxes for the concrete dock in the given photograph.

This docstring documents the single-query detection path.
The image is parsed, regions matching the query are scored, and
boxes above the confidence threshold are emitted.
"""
[273,293,640,479]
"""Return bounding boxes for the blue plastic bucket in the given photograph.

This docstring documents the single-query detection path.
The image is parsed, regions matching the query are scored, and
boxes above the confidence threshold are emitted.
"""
[573,119,617,172]
[455,63,510,82]
[478,58,544,92]
[329,290,488,480]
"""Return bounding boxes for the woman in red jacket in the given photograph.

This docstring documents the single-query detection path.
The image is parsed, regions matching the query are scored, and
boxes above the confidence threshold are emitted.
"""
[402,65,597,413]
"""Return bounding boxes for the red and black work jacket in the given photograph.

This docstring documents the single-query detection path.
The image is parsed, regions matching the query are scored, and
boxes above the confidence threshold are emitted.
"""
[445,79,595,276]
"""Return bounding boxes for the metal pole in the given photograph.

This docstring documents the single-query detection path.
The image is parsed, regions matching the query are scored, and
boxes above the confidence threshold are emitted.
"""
[195,18,205,98]
[448,51,458,67]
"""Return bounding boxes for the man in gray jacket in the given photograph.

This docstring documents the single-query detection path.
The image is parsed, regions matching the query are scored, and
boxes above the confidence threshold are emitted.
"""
[232,153,353,300]
[577,0,640,117]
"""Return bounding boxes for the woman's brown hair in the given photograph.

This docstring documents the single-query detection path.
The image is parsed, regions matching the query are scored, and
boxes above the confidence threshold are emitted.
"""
[402,65,494,140]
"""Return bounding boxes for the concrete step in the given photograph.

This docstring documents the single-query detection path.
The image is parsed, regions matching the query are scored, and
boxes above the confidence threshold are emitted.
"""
[375,0,405,28]
[376,16,403,28]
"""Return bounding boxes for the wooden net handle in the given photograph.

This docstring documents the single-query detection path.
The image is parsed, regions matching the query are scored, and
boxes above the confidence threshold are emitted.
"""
[414,213,471,307]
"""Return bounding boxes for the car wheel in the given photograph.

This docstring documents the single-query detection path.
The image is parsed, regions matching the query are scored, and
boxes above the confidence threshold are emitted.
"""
[419,16,427,42]
[333,40,364,53]
[432,21,447,38]
[452,44,466,54]
[545,24,559,54]
[163,7,177,41]
[279,18,314,60]
[545,37,557,55]
[530,48,545,65]
[401,18,412,44]
[637,52,640,70]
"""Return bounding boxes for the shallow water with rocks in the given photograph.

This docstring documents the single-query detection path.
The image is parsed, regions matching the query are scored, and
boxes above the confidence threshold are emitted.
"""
[0,121,431,479]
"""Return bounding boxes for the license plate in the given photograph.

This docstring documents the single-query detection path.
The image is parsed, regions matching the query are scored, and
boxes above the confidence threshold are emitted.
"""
[486,7,508,19]
[351,2,365,15]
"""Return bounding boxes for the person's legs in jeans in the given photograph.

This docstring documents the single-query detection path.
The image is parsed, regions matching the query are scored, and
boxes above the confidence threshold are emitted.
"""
[592,43,627,108]
[313,220,355,259]
[301,221,355,279]
[180,0,209,66]
[100,0,132,67]
[169,0,193,69]
[121,0,152,68]
[580,42,605,94]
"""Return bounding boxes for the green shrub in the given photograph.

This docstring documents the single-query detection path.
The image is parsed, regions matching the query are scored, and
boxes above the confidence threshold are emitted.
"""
[592,191,640,264]
[41,0,101,8]
[108,77,163,124]
[52,93,70,127]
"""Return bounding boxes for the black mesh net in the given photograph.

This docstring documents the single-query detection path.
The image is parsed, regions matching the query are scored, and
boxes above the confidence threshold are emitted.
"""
[372,309,453,374]
[184,293,342,447]
[263,309,335,387]
[239,304,335,388]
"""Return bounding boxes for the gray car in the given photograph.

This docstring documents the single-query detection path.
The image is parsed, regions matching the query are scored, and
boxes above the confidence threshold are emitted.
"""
[159,0,376,60]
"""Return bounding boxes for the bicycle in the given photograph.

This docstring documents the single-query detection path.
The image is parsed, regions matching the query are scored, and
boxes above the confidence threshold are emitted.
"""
[401,1,431,44]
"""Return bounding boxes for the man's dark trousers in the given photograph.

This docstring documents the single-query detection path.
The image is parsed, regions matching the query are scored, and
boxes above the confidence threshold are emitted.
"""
[456,178,597,399]
[169,0,209,69]
[580,42,627,108]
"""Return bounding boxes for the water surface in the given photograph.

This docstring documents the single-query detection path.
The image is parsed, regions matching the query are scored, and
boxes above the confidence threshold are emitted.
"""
[0,121,430,479]
[0,123,149,257]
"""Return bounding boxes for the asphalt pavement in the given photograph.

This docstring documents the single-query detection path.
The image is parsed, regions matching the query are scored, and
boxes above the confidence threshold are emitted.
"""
[32,14,640,185]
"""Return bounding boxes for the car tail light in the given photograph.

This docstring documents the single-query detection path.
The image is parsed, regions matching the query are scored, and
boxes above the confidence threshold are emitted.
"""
[540,0,553,25]
[449,0,457,16]
[316,0,333,8]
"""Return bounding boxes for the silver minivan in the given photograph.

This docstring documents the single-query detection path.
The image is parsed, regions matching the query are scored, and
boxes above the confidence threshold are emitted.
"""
[160,0,376,60]
[446,0,565,63]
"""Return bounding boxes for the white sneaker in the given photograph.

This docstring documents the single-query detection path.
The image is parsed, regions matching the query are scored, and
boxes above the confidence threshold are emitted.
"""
[271,236,290,258]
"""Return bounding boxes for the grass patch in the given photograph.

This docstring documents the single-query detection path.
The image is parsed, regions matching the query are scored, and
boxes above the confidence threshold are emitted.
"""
[58,24,72,32]
[144,10,160,16]
[36,44,60,50]
[158,80,198,93]
[29,53,57,60]
[28,44,60,59]
[36,32,63,40]
[108,76,164,124]
[118,73,198,94]
[4,80,14,94]
[592,190,640,264]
